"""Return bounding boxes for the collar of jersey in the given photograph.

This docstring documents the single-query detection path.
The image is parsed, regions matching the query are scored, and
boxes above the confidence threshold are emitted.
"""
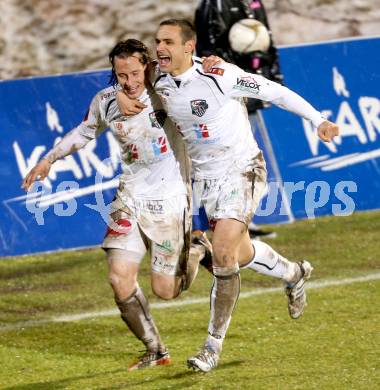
[136,87,149,104]
[169,59,198,86]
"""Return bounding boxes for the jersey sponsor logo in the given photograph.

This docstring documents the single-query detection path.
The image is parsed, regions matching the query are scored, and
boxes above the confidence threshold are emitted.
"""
[106,218,132,236]
[101,90,118,100]
[149,109,167,128]
[153,254,176,273]
[156,239,173,254]
[234,76,261,94]
[115,122,123,131]
[206,67,225,76]
[190,99,209,117]
[193,123,210,139]
[152,136,168,156]
[126,143,139,162]
[135,199,164,214]
[190,137,220,145]
[112,121,128,137]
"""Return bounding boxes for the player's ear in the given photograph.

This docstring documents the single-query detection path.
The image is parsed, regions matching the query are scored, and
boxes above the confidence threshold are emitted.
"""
[184,39,196,54]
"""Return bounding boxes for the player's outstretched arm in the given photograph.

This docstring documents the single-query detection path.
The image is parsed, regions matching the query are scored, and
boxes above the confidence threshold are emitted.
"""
[21,93,108,192]
[317,120,339,142]
[22,159,51,191]
[222,64,336,133]
[21,127,92,192]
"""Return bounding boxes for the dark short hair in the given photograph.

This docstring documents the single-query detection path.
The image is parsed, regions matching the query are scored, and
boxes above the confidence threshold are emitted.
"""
[159,19,196,43]
[108,39,150,85]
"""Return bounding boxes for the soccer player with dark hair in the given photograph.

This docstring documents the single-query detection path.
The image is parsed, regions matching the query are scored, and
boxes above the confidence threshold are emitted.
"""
[117,18,339,372]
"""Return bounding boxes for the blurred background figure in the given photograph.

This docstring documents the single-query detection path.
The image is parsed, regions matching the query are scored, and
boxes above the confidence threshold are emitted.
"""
[194,0,283,113]
[194,0,282,240]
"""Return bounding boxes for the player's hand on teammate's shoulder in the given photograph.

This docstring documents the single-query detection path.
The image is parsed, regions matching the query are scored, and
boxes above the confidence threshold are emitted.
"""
[116,91,147,116]
[201,55,224,72]
[21,158,52,192]
[317,120,339,143]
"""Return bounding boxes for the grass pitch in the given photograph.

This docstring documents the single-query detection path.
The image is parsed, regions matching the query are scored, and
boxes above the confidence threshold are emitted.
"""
[0,211,379,389]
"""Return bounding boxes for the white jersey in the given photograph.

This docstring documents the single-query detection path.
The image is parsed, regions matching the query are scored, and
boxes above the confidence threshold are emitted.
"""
[152,58,325,179]
[45,85,186,199]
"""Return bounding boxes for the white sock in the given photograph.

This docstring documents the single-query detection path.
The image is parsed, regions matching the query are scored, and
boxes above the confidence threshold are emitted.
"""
[242,240,299,283]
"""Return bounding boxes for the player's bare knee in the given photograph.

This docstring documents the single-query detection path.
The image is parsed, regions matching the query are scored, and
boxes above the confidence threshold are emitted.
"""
[108,268,135,285]
[152,285,175,300]
[108,271,123,289]
[151,277,177,300]
[108,271,135,297]
[213,245,237,268]
[107,248,138,286]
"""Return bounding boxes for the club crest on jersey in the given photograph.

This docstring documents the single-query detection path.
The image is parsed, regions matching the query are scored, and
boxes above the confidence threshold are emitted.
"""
[149,110,167,128]
[190,99,209,117]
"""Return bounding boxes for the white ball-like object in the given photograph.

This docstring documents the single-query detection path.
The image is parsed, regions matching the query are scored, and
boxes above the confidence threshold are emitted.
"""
[228,19,270,53]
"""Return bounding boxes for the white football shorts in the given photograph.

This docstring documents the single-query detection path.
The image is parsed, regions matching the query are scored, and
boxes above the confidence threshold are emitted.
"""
[192,151,267,228]
[102,192,187,276]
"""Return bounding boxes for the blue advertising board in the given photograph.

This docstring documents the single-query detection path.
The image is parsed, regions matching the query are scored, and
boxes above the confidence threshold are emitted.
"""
[1,36,379,256]
[250,112,293,225]
[0,70,120,256]
[261,37,380,219]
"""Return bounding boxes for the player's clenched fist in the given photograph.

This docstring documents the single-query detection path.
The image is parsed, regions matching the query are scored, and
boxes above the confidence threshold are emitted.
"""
[201,55,223,72]
[21,159,52,191]
[317,120,339,142]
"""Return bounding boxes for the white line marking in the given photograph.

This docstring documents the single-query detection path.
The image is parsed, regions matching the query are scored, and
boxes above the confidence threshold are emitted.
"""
[321,148,380,171]
[5,179,119,207]
[290,149,380,172]
[30,178,119,207]
[1,272,380,332]
[289,155,330,167]
[308,153,360,168]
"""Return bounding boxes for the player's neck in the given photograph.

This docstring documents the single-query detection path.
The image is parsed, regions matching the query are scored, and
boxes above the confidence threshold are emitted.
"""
[170,58,193,77]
